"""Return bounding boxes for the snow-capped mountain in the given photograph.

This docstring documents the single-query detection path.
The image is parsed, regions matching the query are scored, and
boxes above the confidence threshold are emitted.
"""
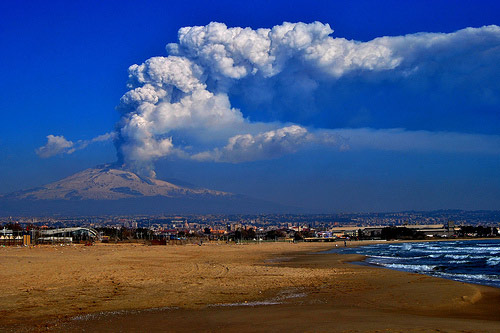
[0,165,298,215]
[7,165,230,201]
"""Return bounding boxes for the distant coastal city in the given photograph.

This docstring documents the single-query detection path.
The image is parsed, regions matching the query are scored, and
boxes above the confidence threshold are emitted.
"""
[2,210,499,245]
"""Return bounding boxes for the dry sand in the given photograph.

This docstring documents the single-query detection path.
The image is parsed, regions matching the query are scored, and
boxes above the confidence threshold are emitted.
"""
[1,241,499,332]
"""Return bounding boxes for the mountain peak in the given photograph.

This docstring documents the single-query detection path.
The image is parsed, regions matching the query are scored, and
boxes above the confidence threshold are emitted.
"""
[7,166,230,201]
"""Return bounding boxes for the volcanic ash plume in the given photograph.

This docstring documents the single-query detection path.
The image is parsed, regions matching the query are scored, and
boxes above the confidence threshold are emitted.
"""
[114,22,500,176]
[37,22,500,176]
[113,21,399,175]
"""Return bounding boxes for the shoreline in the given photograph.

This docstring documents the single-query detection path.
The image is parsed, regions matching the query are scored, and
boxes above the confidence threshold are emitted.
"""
[1,241,500,331]
[333,238,500,289]
[59,245,500,332]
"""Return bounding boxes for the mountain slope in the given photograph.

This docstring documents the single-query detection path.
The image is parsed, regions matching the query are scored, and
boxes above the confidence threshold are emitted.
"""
[0,165,300,215]
[5,165,230,201]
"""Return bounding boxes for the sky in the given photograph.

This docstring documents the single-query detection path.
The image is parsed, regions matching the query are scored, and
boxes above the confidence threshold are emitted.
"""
[1,0,499,212]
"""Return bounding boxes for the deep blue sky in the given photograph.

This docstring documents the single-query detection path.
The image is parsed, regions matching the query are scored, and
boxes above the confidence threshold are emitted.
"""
[1,0,499,212]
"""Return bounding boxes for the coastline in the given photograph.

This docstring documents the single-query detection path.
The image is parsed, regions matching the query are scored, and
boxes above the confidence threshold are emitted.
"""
[1,241,500,331]
[327,238,500,288]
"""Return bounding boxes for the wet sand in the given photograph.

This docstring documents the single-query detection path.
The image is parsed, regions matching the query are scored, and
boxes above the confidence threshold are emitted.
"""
[1,241,499,332]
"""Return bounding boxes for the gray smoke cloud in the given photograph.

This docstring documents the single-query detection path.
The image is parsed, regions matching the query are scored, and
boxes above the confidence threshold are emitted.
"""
[329,128,500,154]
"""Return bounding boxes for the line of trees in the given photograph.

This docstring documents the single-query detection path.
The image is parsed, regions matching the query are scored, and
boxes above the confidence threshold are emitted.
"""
[380,227,426,241]
[458,226,498,237]
[94,227,155,241]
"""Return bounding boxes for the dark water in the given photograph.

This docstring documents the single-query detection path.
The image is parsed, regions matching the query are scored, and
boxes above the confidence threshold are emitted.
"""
[329,239,500,288]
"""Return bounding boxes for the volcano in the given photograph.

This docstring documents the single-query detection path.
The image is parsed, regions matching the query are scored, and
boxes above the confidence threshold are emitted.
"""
[6,164,231,201]
[0,165,295,215]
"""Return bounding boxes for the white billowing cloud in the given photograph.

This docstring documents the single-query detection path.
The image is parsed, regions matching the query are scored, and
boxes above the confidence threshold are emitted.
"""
[168,21,401,80]
[192,125,309,162]
[191,125,343,163]
[90,132,116,143]
[186,126,500,163]
[42,21,498,174]
[117,21,412,172]
[36,135,75,158]
[375,25,500,68]
[116,86,245,173]
[117,111,175,177]
[168,22,500,83]
[36,132,115,158]
[118,84,168,110]
[127,56,206,94]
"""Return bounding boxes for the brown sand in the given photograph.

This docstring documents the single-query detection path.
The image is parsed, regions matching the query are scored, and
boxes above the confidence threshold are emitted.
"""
[1,241,499,332]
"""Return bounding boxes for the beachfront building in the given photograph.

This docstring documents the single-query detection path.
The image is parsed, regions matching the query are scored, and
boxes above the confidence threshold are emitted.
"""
[0,228,30,246]
[36,227,101,244]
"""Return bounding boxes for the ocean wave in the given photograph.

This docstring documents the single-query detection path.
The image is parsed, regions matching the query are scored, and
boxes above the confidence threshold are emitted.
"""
[448,260,471,264]
[342,239,500,288]
[369,255,428,260]
[380,263,436,272]
[436,272,500,283]
[487,257,500,266]
[444,254,469,260]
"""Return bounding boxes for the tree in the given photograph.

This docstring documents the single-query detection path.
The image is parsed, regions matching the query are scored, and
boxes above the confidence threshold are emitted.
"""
[301,229,314,238]
[266,230,285,240]
[246,228,256,239]
[381,227,424,240]
[234,230,242,242]
[121,227,132,240]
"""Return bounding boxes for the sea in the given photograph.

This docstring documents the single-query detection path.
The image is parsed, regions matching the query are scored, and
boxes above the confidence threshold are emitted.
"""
[330,239,500,288]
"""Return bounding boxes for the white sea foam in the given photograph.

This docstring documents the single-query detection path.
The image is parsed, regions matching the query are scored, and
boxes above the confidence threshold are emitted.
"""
[344,240,500,288]
[487,257,500,266]
[381,263,436,272]
[448,260,470,264]
[370,255,408,260]
[444,254,469,260]
[437,272,500,282]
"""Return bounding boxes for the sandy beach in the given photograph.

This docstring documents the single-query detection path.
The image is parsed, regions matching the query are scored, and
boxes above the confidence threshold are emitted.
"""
[1,241,499,332]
